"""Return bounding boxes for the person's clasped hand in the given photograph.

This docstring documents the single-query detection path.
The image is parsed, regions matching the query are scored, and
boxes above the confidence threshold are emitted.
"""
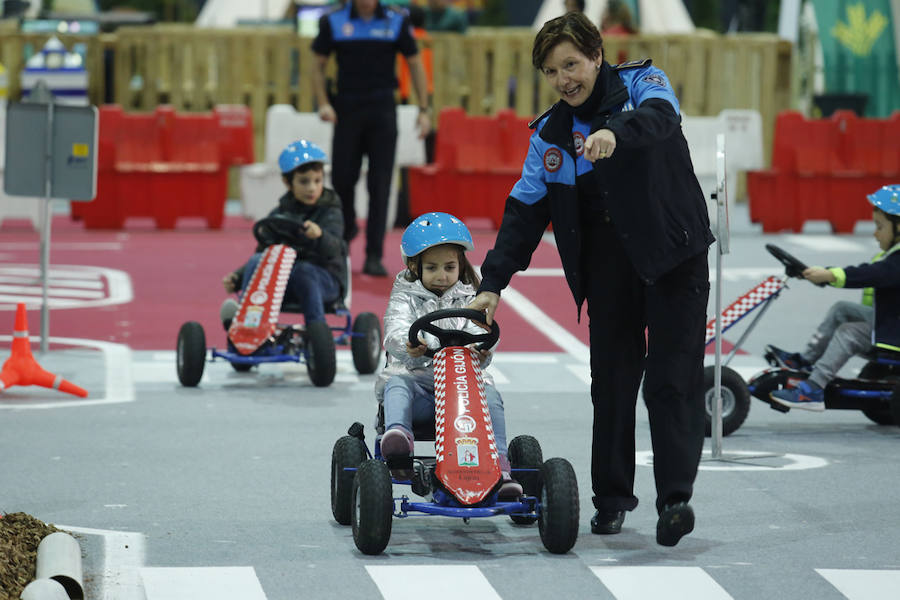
[222,271,239,293]
[406,338,427,358]
[584,128,617,161]
[803,266,836,285]
[302,220,322,239]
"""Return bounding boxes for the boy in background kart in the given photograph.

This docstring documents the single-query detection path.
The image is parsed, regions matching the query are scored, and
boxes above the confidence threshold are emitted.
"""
[377,212,523,498]
[221,140,347,325]
[768,185,900,411]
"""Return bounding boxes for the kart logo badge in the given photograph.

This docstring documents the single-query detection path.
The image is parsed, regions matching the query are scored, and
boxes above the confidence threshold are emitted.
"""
[573,132,585,156]
[454,415,477,433]
[543,148,562,172]
[456,437,479,467]
[243,305,263,328]
[249,290,268,305]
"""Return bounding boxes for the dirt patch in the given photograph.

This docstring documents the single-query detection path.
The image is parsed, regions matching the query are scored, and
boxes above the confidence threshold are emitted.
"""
[0,512,60,600]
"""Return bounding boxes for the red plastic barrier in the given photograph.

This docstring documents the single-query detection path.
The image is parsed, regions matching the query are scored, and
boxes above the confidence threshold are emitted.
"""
[408,108,531,228]
[71,104,254,229]
[748,110,900,233]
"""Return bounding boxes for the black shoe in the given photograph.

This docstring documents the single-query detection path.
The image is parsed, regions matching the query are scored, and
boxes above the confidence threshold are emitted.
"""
[363,256,388,277]
[656,502,695,547]
[591,510,625,534]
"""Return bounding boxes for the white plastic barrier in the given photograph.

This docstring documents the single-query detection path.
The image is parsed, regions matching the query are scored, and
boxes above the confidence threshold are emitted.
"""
[682,109,763,213]
[0,100,42,230]
[240,104,426,222]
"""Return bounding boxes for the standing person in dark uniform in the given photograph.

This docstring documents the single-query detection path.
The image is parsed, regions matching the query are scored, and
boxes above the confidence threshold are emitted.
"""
[468,12,713,547]
[312,0,432,277]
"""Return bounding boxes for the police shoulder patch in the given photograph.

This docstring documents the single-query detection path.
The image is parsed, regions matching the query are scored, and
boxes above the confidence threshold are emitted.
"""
[614,58,652,70]
[642,73,667,87]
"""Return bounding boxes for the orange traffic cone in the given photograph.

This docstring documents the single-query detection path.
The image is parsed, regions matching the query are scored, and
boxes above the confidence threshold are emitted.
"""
[0,303,88,398]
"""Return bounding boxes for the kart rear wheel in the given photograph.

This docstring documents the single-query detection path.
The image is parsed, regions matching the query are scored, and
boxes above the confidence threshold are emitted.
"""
[351,459,393,555]
[176,321,206,387]
[537,458,579,554]
[306,320,336,387]
[229,362,253,373]
[351,312,382,375]
[508,435,543,525]
[332,435,368,525]
[703,365,751,437]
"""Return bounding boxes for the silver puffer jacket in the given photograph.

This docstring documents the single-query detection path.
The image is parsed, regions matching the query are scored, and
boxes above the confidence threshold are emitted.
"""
[375,271,496,404]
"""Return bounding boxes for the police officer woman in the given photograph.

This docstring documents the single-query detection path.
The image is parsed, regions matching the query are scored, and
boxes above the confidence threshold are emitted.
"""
[468,12,714,547]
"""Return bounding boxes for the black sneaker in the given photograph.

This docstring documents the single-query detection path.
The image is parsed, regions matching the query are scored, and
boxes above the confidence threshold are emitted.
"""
[220,298,239,331]
[765,344,813,373]
[591,510,625,534]
[363,256,388,277]
[656,502,695,547]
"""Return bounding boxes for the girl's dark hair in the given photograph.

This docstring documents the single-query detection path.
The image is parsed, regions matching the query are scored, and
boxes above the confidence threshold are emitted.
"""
[532,11,604,70]
[404,243,480,287]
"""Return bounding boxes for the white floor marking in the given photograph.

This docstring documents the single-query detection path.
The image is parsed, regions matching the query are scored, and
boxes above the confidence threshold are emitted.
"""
[590,566,734,600]
[783,234,864,253]
[636,450,828,471]
[817,569,900,600]
[0,336,134,409]
[501,286,589,363]
[484,364,509,384]
[61,525,146,600]
[141,567,267,600]
[366,565,501,600]
[491,352,559,363]
[0,265,133,310]
[566,363,592,385]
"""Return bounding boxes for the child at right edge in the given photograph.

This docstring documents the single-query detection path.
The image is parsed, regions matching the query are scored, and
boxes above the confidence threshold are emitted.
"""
[768,185,900,411]
[375,212,523,498]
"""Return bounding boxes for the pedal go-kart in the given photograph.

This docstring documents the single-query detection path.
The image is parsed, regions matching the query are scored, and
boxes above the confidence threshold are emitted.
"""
[330,309,580,555]
[704,243,900,436]
[176,215,383,388]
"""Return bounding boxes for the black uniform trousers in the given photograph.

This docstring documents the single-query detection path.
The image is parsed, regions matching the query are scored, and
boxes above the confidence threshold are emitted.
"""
[585,215,709,515]
[331,94,397,260]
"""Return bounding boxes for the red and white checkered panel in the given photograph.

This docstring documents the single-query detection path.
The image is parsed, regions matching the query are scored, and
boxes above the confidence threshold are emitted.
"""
[705,276,784,345]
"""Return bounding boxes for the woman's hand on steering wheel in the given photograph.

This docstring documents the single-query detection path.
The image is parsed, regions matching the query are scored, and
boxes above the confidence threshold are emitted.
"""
[466,291,500,327]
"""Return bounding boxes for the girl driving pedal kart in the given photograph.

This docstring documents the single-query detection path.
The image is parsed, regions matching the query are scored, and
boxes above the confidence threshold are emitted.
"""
[377,212,523,498]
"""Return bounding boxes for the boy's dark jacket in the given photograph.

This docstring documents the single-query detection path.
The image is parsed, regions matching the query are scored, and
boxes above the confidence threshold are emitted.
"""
[831,245,900,351]
[237,187,347,296]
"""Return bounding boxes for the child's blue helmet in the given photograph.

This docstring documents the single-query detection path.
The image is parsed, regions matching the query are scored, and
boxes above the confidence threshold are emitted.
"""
[278,139,328,175]
[868,185,900,216]
[401,212,474,259]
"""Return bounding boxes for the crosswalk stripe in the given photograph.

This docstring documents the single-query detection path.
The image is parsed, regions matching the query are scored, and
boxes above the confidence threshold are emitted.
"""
[590,566,734,600]
[817,569,900,600]
[140,567,267,600]
[366,565,501,600]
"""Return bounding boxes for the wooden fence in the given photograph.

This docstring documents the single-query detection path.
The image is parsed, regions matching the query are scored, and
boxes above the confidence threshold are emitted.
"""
[0,26,792,165]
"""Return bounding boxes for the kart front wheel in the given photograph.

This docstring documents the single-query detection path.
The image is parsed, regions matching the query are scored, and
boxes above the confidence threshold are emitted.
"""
[351,459,393,555]
[508,435,543,525]
[331,435,368,525]
[538,458,579,554]
[351,312,382,375]
[229,361,252,373]
[176,321,206,387]
[306,320,336,387]
[703,365,751,436]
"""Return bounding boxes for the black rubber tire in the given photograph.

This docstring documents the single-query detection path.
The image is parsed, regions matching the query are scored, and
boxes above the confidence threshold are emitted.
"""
[703,365,751,437]
[176,321,206,387]
[537,458,579,554]
[351,312,382,375]
[306,320,336,387]
[858,364,896,425]
[331,436,368,525]
[508,435,542,525]
[229,362,253,373]
[351,459,394,555]
[891,385,900,428]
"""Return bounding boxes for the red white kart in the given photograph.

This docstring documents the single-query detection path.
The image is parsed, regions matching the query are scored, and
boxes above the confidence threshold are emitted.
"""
[176,215,382,387]
[330,308,580,555]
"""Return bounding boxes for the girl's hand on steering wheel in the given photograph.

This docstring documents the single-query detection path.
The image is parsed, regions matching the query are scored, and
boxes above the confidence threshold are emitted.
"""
[406,339,427,358]
[469,346,492,365]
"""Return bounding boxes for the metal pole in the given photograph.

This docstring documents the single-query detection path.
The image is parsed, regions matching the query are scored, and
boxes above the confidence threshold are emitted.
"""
[40,101,54,354]
[711,133,728,458]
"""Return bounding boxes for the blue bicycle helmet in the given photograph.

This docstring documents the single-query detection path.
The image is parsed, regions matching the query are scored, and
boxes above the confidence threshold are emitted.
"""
[401,212,474,259]
[278,140,328,175]
[868,185,900,216]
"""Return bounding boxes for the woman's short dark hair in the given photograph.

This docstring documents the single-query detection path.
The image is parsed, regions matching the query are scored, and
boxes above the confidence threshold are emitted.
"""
[532,12,604,70]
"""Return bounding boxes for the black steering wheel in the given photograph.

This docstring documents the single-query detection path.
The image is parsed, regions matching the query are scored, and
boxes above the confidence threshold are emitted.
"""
[765,243,809,279]
[408,309,500,358]
[253,215,306,247]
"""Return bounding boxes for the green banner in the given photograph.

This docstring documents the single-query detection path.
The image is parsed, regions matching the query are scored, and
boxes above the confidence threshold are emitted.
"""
[812,0,900,117]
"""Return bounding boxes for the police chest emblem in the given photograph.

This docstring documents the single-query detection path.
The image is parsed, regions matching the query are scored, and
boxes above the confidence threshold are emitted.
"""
[573,132,585,156]
[543,147,563,172]
[342,22,354,36]
[642,73,666,87]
